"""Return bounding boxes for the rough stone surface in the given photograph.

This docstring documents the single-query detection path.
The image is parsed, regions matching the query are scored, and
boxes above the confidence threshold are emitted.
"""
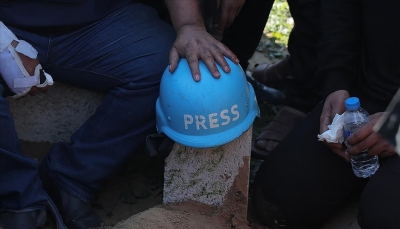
[163,127,252,206]
[8,83,105,143]
[113,128,253,229]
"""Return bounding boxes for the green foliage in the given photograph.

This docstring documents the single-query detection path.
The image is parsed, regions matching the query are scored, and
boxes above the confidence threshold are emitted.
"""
[264,0,293,45]
[256,0,293,59]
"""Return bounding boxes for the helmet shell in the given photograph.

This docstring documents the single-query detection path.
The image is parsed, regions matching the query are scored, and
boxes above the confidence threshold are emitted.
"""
[156,57,260,148]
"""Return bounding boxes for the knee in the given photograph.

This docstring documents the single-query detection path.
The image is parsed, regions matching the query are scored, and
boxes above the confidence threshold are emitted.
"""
[358,198,398,229]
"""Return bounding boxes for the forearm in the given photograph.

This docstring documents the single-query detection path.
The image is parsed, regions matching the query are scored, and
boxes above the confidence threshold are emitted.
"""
[164,0,206,31]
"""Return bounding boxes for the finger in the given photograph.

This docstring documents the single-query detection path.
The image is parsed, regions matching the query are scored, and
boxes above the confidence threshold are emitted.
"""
[347,133,378,156]
[198,48,220,79]
[37,85,49,94]
[380,151,396,157]
[28,87,39,96]
[186,54,201,81]
[341,150,350,162]
[169,46,181,73]
[319,114,331,133]
[216,42,239,64]
[331,146,350,162]
[319,105,332,133]
[209,45,231,74]
[367,140,395,156]
[346,124,375,149]
[369,112,385,121]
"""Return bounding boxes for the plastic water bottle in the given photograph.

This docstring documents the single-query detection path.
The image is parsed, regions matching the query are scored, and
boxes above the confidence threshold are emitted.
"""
[343,97,379,178]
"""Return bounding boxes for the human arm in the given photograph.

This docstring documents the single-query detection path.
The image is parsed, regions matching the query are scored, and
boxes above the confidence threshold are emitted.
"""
[0,22,51,98]
[164,0,239,81]
[9,41,49,97]
[217,0,245,31]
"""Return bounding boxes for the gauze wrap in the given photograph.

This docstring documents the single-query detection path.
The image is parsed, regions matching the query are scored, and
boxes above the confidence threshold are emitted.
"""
[0,21,54,98]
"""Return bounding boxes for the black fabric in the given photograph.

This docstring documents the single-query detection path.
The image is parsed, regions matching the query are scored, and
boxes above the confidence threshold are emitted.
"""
[254,1,400,227]
[358,156,400,229]
[283,0,323,114]
[317,0,400,108]
[221,0,275,71]
[254,102,368,228]
[0,0,131,29]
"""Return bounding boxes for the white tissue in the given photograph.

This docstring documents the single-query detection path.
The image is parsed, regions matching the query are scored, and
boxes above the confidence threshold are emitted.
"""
[317,113,344,143]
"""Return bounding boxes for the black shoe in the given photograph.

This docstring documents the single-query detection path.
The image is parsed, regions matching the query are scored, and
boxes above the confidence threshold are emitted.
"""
[0,209,46,229]
[39,169,104,229]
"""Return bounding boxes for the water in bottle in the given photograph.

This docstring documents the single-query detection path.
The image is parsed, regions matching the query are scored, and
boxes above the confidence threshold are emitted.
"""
[343,97,379,178]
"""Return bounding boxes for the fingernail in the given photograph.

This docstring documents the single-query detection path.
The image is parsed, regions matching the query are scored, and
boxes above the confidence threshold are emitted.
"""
[168,64,172,72]
[224,66,230,72]
[235,58,240,63]
[214,71,220,77]
[195,74,200,81]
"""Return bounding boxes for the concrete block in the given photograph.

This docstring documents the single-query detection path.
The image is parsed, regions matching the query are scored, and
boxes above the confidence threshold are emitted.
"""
[7,83,105,143]
[163,127,252,221]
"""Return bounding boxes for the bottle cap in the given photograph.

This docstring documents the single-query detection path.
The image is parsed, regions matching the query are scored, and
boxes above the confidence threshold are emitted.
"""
[345,97,360,110]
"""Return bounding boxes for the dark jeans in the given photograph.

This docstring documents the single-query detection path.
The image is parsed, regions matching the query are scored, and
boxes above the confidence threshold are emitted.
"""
[254,99,400,229]
[0,3,175,211]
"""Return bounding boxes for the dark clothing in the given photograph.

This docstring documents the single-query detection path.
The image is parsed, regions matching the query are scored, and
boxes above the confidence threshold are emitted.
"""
[284,0,322,113]
[254,0,400,228]
[0,3,175,212]
[317,0,400,111]
[255,103,368,228]
[221,0,275,71]
[0,0,130,29]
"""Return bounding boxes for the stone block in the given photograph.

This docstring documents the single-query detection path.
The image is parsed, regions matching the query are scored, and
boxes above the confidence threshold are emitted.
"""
[163,127,252,223]
[7,83,105,143]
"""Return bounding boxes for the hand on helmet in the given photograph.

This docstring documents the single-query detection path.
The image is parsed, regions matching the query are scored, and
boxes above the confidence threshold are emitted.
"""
[168,24,239,82]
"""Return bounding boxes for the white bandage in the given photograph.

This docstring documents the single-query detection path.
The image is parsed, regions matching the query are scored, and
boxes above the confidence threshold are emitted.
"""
[0,21,53,98]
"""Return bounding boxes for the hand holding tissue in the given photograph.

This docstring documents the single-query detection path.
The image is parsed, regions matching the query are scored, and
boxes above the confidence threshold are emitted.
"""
[317,113,344,143]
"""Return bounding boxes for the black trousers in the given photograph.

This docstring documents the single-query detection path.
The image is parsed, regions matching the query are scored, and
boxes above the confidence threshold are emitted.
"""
[284,0,322,113]
[254,98,400,229]
[223,0,323,113]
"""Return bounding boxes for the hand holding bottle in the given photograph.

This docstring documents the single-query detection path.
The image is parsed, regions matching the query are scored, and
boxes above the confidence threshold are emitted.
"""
[345,112,396,158]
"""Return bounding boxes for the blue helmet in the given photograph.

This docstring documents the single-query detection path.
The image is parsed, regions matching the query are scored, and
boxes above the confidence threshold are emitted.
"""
[156,57,260,148]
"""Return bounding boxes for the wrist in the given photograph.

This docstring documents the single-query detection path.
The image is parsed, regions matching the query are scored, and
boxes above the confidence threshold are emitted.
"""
[175,23,206,33]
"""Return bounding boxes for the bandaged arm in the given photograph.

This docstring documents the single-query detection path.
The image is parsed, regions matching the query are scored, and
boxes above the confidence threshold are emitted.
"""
[0,21,53,98]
